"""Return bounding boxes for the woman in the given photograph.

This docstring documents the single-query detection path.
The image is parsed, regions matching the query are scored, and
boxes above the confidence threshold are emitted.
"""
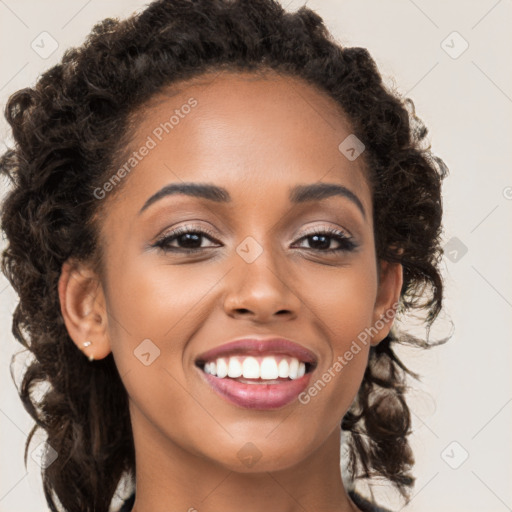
[0,0,448,511]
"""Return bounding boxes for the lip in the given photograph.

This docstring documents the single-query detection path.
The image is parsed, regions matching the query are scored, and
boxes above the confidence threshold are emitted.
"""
[197,366,313,409]
[195,337,318,365]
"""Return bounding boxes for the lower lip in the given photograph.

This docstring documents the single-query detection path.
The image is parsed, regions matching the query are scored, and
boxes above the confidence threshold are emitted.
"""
[198,367,313,410]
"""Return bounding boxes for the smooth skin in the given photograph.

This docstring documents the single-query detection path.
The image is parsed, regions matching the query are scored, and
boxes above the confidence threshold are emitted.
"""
[58,69,402,512]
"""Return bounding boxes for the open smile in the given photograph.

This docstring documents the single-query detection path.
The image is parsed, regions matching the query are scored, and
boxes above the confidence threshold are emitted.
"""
[194,337,318,409]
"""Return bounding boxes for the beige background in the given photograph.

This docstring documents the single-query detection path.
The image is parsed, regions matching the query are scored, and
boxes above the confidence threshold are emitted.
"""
[1,1,511,511]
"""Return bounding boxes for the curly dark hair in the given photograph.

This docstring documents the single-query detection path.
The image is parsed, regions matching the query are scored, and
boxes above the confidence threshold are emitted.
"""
[0,0,449,510]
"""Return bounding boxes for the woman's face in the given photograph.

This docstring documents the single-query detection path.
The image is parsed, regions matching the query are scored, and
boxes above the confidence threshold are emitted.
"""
[64,70,401,473]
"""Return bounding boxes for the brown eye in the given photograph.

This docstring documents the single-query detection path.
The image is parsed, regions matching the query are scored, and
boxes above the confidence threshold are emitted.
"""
[293,227,357,253]
[153,226,220,252]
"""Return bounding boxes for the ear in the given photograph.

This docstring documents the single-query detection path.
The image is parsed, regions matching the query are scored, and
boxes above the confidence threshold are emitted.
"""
[369,259,403,346]
[58,258,112,361]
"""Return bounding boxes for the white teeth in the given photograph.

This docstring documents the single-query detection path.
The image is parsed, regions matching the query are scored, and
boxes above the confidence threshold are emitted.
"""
[227,357,242,378]
[288,358,299,379]
[202,355,309,380]
[278,359,289,378]
[260,357,279,379]
[216,357,228,378]
[242,356,260,379]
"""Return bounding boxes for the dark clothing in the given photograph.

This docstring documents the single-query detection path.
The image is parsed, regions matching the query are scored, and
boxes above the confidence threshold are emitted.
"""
[118,490,392,512]
[119,492,135,512]
[349,490,393,512]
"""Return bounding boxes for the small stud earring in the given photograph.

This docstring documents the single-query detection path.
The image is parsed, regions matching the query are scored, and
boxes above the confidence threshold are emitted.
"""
[83,341,94,362]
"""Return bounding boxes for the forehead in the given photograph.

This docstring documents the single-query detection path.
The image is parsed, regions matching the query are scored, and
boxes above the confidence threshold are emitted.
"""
[113,69,371,214]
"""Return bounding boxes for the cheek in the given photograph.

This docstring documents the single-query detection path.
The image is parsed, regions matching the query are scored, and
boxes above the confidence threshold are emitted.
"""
[104,256,226,366]
[297,258,377,417]
[305,255,378,342]
[103,260,223,437]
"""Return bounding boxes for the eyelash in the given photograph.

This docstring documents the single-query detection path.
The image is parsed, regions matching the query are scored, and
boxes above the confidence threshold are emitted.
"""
[152,224,357,254]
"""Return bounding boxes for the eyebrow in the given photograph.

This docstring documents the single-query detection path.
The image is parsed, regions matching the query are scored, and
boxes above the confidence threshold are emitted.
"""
[138,181,366,219]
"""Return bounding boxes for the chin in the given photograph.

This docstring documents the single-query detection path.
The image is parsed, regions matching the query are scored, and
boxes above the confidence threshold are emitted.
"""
[204,439,312,474]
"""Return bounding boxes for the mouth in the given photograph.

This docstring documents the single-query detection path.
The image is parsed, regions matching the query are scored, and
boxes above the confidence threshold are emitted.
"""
[194,337,318,410]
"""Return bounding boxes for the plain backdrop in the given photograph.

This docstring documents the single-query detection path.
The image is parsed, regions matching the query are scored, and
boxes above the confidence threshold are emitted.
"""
[1,1,511,511]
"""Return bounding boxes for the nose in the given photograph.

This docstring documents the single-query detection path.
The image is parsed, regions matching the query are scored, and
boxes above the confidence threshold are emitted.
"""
[222,246,301,323]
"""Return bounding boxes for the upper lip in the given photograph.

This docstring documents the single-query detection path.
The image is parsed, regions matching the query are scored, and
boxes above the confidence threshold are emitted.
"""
[195,337,318,366]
